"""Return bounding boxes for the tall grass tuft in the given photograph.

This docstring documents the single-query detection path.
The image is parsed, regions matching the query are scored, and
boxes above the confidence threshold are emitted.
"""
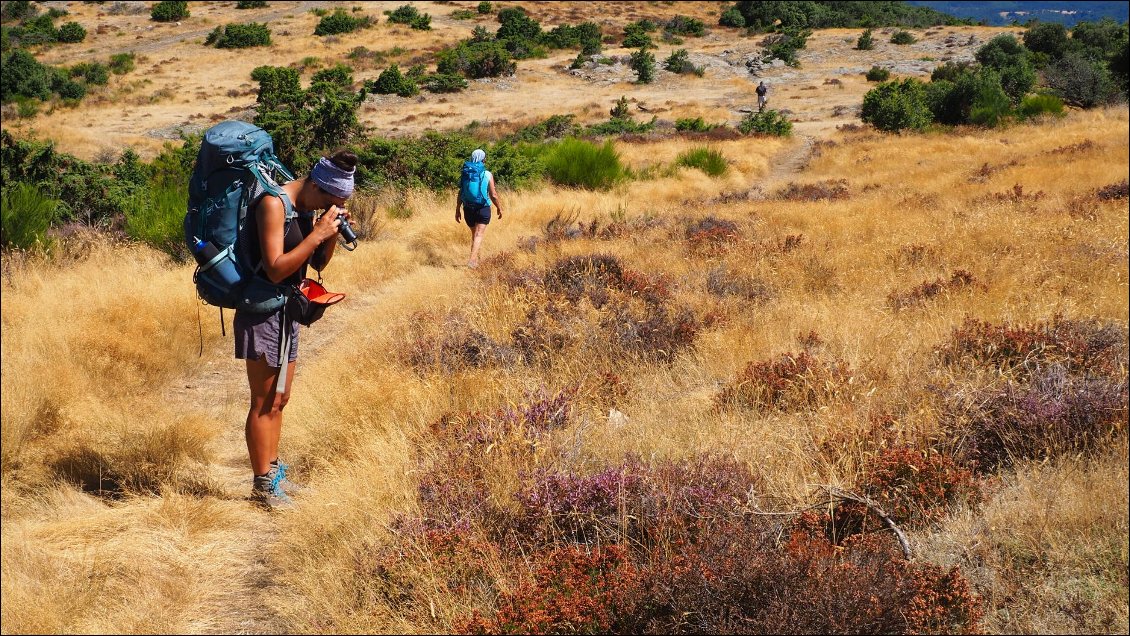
[123,183,188,257]
[544,139,625,190]
[1018,93,1066,120]
[1,182,59,250]
[675,146,728,176]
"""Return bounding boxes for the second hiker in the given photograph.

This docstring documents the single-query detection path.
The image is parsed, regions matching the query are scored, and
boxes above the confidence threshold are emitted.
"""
[455,148,504,268]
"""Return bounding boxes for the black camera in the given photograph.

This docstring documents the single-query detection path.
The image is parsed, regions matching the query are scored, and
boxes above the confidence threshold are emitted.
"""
[337,214,358,251]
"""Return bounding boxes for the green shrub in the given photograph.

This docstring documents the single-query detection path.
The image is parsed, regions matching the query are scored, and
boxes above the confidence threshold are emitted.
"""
[1044,52,1119,107]
[387,4,420,25]
[931,60,974,82]
[478,1,493,14]
[437,39,515,78]
[762,27,810,67]
[509,114,581,142]
[664,48,702,75]
[890,30,916,45]
[205,22,270,48]
[410,14,431,30]
[719,7,745,28]
[737,109,792,136]
[356,130,542,191]
[861,78,932,132]
[856,29,874,50]
[968,71,1013,127]
[675,117,722,132]
[314,9,372,36]
[236,1,268,8]
[1017,93,1065,119]
[676,147,727,176]
[630,47,655,83]
[623,23,653,49]
[69,61,109,85]
[56,21,86,43]
[371,64,418,97]
[108,52,136,74]
[665,15,705,37]
[866,65,890,82]
[541,22,601,50]
[123,182,186,253]
[496,7,541,41]
[1,1,35,22]
[1,182,58,250]
[544,139,625,190]
[423,72,468,93]
[1,49,53,102]
[451,9,475,20]
[150,1,189,22]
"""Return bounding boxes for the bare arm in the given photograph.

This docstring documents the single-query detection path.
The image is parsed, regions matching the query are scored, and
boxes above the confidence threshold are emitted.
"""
[488,175,503,219]
[455,192,463,222]
[257,196,340,284]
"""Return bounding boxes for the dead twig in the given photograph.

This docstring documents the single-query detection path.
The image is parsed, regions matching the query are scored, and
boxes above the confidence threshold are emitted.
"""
[822,485,913,560]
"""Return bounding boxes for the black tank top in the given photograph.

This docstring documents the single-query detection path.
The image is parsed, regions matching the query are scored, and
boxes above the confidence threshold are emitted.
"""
[241,192,313,287]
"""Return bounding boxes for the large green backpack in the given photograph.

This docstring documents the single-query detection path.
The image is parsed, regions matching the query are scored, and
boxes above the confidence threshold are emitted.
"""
[183,121,296,313]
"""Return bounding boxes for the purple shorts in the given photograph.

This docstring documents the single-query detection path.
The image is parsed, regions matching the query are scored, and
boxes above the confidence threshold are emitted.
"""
[234,308,298,367]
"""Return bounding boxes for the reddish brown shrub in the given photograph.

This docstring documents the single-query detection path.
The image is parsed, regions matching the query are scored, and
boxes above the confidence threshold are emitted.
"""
[856,446,980,528]
[684,216,741,254]
[887,269,979,311]
[936,316,1127,376]
[717,351,855,412]
[705,266,776,303]
[775,179,850,201]
[1095,178,1128,200]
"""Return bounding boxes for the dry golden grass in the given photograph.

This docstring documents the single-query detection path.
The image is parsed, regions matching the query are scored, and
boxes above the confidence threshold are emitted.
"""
[2,6,1128,633]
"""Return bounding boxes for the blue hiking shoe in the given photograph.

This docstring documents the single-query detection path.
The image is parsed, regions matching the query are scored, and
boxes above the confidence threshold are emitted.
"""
[252,469,295,511]
[272,459,307,497]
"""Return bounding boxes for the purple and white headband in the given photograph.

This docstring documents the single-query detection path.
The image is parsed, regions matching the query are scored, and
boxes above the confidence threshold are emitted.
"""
[310,157,355,199]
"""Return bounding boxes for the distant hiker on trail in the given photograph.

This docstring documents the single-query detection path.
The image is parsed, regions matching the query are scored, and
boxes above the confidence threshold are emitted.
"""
[236,150,356,510]
[756,80,769,112]
[455,148,504,268]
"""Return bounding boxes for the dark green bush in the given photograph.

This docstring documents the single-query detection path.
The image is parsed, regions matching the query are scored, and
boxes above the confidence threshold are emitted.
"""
[509,114,581,142]
[762,28,810,67]
[738,109,792,136]
[371,64,418,97]
[665,16,705,37]
[478,1,493,14]
[236,1,268,8]
[108,52,136,74]
[856,29,874,50]
[866,65,890,82]
[409,13,431,30]
[663,48,702,76]
[56,21,86,43]
[69,61,109,85]
[496,6,541,41]
[387,4,420,25]
[967,70,1012,127]
[451,9,475,20]
[123,182,186,252]
[356,130,542,191]
[931,60,974,82]
[205,22,271,48]
[675,117,723,132]
[1044,52,1120,107]
[544,139,625,190]
[719,7,745,28]
[1,49,53,102]
[541,22,601,50]
[314,9,372,36]
[423,72,468,93]
[630,47,655,83]
[676,147,727,176]
[890,30,916,45]
[150,1,189,22]
[975,34,1035,104]
[437,39,515,78]
[861,78,932,132]
[1,182,58,250]
[1023,22,1069,65]
[1,1,35,22]
[623,23,653,49]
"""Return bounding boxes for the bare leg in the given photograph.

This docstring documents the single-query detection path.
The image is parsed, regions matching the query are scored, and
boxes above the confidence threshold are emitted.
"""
[245,357,295,476]
[468,223,487,267]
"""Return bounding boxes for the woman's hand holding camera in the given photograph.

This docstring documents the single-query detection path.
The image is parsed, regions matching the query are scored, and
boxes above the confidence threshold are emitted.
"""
[314,205,351,244]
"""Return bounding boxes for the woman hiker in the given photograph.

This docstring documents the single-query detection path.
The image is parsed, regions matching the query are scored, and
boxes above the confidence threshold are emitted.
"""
[455,148,504,268]
[236,150,355,510]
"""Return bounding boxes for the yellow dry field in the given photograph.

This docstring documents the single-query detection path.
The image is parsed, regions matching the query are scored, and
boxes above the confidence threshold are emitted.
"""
[2,2,1129,634]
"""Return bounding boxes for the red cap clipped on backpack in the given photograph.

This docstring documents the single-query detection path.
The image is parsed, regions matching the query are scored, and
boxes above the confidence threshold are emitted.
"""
[299,278,345,306]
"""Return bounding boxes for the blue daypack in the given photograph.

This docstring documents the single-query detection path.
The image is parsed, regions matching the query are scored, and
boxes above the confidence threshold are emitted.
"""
[459,160,490,207]
[183,121,296,313]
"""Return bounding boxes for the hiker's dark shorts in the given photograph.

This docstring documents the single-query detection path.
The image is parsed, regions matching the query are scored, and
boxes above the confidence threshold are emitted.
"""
[234,308,298,368]
[463,203,491,228]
